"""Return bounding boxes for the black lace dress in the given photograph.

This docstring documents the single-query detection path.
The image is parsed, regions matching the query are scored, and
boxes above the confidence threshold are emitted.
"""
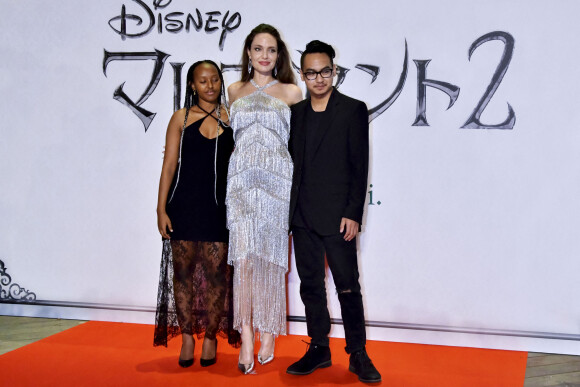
[154,112,240,347]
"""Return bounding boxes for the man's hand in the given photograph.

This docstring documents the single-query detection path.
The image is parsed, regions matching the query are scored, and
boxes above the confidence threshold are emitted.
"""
[339,217,359,241]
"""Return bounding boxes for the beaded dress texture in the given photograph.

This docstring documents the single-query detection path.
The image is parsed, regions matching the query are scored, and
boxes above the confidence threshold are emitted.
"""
[226,80,293,335]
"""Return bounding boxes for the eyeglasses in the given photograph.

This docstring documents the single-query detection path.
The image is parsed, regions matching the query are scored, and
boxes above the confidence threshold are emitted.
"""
[303,67,333,80]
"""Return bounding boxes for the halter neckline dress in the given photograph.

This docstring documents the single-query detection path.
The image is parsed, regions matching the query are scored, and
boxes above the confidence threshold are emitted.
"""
[226,79,293,335]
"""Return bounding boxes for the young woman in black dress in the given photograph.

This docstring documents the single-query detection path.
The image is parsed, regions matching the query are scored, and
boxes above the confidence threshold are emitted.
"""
[154,60,240,367]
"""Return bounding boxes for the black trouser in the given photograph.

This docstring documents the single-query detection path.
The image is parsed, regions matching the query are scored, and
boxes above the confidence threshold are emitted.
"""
[292,226,366,354]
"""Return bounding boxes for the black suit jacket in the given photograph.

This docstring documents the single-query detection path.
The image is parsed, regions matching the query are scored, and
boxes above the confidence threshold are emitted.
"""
[289,88,369,235]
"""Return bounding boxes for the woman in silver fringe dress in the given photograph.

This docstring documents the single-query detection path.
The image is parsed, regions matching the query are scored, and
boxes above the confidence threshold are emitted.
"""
[226,24,302,374]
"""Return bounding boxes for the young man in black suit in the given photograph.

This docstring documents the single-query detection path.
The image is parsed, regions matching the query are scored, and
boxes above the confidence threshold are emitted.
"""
[286,40,381,383]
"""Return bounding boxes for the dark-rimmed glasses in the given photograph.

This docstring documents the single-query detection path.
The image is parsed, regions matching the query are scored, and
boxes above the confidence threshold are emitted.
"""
[303,67,333,80]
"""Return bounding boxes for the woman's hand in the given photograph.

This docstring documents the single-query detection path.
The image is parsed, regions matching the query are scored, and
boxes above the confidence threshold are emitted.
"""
[157,211,173,239]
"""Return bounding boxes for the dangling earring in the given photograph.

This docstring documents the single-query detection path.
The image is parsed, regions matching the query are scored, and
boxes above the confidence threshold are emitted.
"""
[248,59,252,75]
[193,89,197,96]
[273,65,277,78]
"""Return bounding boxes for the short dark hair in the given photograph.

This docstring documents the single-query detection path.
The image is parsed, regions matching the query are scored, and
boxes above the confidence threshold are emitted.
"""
[300,40,335,69]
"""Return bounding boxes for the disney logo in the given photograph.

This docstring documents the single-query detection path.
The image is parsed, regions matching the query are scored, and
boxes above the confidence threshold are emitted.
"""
[108,0,242,50]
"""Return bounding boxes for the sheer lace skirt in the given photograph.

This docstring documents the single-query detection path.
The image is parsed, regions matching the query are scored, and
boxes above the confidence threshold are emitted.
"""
[232,257,287,336]
[153,239,241,347]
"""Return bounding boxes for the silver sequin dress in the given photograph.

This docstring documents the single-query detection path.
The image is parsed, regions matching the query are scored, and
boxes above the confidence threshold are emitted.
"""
[226,80,292,335]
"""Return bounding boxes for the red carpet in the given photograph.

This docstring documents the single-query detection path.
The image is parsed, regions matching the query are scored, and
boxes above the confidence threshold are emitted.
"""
[0,321,526,386]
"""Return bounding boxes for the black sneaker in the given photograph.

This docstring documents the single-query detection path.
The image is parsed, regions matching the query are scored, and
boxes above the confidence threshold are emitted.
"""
[349,349,381,383]
[286,343,332,375]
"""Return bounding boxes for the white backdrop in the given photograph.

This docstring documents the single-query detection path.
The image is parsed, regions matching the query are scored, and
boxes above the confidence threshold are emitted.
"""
[1,0,580,355]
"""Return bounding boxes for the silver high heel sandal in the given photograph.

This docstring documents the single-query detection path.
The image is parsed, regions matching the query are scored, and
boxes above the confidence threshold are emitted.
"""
[257,351,274,365]
[258,334,275,365]
[238,330,255,374]
[238,359,255,374]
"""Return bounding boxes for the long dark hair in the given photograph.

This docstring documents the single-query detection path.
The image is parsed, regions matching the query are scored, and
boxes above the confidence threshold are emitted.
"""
[183,60,227,111]
[240,23,296,84]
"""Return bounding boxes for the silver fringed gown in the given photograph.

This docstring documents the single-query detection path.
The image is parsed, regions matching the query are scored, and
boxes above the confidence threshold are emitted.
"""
[226,79,292,336]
